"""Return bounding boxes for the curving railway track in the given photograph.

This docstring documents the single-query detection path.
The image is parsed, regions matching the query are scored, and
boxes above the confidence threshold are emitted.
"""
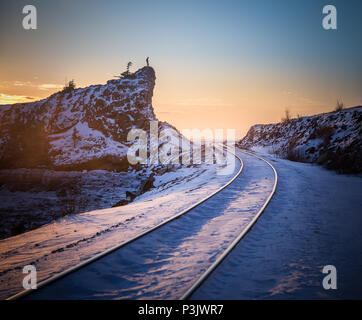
[8,147,277,300]
[180,150,277,300]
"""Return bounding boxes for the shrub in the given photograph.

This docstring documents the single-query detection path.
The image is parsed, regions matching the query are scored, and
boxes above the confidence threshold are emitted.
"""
[285,147,307,163]
[335,99,344,112]
[281,108,291,122]
[63,80,76,93]
[315,125,335,140]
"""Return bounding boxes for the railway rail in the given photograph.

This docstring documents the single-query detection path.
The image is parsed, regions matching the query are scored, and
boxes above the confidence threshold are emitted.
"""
[8,145,244,300]
[180,150,278,299]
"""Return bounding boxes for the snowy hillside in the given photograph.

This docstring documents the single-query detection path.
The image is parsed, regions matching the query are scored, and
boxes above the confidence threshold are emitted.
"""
[0,66,174,170]
[0,66,196,239]
[238,106,362,173]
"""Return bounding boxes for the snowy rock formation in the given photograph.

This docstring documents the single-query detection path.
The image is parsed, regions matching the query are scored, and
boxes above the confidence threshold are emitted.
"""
[238,106,362,173]
[0,67,175,171]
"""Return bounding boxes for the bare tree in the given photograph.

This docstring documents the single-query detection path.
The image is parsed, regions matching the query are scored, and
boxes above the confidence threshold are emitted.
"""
[282,108,291,122]
[335,99,344,112]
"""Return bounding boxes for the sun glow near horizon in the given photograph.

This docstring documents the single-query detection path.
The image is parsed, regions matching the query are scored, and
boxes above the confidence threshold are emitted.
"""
[1,0,361,138]
[0,93,39,105]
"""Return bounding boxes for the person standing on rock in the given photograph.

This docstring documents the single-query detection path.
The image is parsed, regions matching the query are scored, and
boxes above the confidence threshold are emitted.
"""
[146,57,149,66]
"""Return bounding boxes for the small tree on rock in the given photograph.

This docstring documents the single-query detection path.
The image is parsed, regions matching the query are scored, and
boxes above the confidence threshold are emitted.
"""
[121,61,133,77]
[63,80,76,93]
[115,61,134,79]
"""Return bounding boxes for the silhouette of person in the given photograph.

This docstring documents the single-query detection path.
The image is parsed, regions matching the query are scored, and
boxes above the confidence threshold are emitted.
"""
[146,57,149,66]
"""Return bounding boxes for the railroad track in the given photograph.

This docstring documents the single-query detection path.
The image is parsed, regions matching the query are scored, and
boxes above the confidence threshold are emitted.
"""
[7,145,244,300]
[180,150,278,300]
[8,148,277,300]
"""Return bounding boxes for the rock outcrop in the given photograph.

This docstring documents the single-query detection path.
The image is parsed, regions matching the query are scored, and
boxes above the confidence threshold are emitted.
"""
[0,67,174,171]
[238,106,362,173]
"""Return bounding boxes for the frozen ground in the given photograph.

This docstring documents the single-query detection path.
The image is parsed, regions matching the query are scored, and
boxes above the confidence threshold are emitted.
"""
[0,159,235,299]
[0,169,150,239]
[22,152,275,300]
[2,148,360,300]
[192,150,362,299]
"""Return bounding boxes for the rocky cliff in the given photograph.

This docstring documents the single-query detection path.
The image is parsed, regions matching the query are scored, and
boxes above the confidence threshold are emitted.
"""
[238,106,362,173]
[0,66,174,171]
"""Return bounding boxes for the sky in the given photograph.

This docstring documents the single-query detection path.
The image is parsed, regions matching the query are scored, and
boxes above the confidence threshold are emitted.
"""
[0,0,361,138]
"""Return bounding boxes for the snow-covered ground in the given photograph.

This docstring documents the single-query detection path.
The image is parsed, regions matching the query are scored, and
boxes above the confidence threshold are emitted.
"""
[0,159,236,299]
[192,150,362,299]
[0,169,150,239]
[2,148,360,300]
[21,152,276,300]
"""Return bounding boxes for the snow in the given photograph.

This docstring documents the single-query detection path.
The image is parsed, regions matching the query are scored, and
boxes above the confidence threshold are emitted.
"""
[18,151,277,300]
[0,168,145,240]
[0,67,162,168]
[1,148,360,299]
[0,159,237,299]
[49,121,127,164]
[238,106,362,173]
[192,151,362,299]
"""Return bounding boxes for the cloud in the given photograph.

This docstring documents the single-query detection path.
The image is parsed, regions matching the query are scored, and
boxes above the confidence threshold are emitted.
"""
[13,81,33,87]
[282,90,325,107]
[158,110,185,115]
[1,81,63,91]
[37,83,63,91]
[298,97,325,106]
[176,98,234,107]
[0,93,38,105]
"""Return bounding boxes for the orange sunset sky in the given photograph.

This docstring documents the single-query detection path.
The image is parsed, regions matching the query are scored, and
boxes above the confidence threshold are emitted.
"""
[0,0,361,138]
